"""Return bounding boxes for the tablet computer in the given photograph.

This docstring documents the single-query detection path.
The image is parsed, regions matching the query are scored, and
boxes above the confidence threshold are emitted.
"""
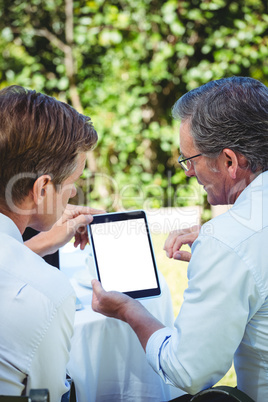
[88,210,161,299]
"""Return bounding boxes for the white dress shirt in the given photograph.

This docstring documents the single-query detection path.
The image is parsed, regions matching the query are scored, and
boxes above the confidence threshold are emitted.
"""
[146,171,268,402]
[0,214,76,401]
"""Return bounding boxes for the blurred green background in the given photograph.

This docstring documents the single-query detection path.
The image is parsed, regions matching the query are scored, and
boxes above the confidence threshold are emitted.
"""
[0,0,267,215]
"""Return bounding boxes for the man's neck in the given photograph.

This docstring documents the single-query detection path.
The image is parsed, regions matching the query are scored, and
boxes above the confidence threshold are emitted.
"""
[230,170,262,204]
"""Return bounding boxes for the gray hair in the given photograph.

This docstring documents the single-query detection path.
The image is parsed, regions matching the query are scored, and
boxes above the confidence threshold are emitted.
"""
[172,76,268,173]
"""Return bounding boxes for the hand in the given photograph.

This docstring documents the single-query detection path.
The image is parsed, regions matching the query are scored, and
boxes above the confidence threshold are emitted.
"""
[91,279,165,350]
[25,204,105,256]
[91,279,134,321]
[56,204,105,251]
[163,225,201,262]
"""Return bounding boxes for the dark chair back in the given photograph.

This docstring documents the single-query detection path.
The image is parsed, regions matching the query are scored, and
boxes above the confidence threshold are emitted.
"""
[0,389,49,402]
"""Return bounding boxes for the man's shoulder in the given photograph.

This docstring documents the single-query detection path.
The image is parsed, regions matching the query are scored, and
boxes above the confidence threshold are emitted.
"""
[0,231,75,306]
[201,173,268,248]
[201,210,267,251]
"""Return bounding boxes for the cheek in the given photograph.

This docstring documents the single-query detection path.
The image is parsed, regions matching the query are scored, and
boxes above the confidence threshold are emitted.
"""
[70,185,77,198]
[61,184,77,201]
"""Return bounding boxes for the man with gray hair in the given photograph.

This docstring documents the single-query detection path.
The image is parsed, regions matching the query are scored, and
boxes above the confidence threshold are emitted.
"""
[92,77,268,401]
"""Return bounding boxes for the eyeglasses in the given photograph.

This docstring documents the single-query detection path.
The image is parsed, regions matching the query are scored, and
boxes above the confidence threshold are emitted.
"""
[178,153,202,171]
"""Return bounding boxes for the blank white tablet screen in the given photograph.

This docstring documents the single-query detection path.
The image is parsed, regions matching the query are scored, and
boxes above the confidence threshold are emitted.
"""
[91,218,158,293]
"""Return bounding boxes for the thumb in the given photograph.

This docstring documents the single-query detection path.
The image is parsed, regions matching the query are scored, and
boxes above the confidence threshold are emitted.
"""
[91,279,103,294]
[91,279,105,312]
[173,250,192,262]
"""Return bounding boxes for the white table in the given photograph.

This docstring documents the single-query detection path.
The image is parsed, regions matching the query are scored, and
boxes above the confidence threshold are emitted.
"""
[60,243,184,402]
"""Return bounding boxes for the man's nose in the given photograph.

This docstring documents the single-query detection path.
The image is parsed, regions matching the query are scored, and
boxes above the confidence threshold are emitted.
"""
[185,165,196,177]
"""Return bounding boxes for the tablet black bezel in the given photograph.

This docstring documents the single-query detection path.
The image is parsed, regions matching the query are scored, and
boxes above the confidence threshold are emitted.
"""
[88,210,161,299]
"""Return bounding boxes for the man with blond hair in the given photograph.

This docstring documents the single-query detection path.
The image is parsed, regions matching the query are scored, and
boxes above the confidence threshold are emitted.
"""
[0,85,99,400]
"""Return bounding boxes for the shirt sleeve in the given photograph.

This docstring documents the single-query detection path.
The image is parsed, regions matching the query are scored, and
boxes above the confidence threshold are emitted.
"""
[26,293,75,402]
[146,235,262,395]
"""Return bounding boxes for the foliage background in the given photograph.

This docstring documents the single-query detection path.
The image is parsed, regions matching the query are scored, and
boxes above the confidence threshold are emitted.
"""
[0,0,268,214]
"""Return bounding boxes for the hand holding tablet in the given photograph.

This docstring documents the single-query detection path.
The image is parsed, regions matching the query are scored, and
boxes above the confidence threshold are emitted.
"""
[88,210,161,299]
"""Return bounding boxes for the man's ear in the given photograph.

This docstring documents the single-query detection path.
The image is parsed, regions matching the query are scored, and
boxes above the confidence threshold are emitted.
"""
[32,175,52,205]
[222,148,239,179]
